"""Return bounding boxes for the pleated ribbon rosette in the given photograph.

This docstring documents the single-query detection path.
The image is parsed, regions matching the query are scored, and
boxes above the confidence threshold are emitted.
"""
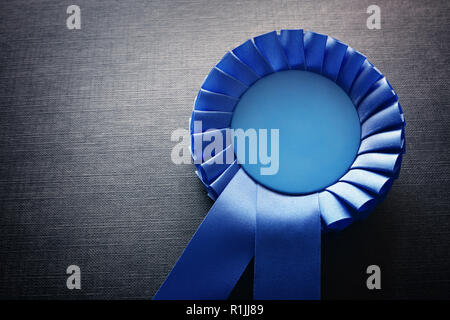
[154,30,405,300]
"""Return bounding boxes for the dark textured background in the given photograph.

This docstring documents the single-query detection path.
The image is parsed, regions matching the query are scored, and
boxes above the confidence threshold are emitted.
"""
[0,0,449,299]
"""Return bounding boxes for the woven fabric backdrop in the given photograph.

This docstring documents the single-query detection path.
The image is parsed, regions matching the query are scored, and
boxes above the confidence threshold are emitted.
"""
[0,0,449,299]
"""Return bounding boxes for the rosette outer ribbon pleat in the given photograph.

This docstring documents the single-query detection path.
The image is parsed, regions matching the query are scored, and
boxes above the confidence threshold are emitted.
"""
[154,30,405,300]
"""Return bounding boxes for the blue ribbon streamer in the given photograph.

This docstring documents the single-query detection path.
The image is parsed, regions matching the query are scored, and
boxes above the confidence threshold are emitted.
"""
[255,186,321,300]
[154,169,321,300]
[154,169,256,300]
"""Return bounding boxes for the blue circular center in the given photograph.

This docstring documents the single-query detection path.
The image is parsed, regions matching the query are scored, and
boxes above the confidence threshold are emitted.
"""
[231,70,361,195]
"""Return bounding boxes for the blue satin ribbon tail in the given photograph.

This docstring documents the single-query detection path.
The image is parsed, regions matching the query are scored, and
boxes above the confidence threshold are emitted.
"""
[153,169,256,300]
[254,186,321,300]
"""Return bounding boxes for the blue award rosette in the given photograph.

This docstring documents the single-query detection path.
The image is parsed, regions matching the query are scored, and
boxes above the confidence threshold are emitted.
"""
[154,30,405,300]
